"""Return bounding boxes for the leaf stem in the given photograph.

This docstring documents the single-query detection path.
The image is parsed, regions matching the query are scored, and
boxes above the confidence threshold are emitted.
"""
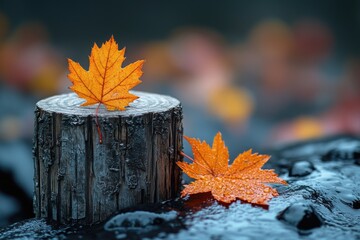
[95,103,103,144]
[181,151,194,162]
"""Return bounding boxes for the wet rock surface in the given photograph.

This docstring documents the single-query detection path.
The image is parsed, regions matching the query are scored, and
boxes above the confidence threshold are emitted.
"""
[1,136,360,239]
[288,161,315,177]
[277,203,322,230]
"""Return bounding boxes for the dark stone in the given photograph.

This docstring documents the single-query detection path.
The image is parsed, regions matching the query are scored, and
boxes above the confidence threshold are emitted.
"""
[352,199,360,209]
[0,168,34,225]
[277,203,322,230]
[289,161,315,177]
[354,150,360,166]
[322,149,338,162]
[322,143,360,164]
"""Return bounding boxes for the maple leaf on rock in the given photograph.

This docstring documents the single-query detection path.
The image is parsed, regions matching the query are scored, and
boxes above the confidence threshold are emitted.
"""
[68,36,144,111]
[177,132,287,205]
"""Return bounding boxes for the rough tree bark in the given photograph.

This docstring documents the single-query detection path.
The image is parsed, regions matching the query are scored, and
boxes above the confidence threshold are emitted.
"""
[33,91,183,224]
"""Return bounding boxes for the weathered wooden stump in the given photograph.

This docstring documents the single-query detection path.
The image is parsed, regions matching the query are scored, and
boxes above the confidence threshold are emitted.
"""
[33,91,183,224]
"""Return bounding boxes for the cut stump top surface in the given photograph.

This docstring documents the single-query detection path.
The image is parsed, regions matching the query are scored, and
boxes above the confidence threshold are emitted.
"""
[36,91,180,117]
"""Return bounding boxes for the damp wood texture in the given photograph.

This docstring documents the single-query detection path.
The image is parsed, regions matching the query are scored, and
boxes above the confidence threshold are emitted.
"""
[33,91,183,224]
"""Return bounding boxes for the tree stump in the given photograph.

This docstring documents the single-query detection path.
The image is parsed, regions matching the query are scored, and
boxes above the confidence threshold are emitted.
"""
[33,91,183,224]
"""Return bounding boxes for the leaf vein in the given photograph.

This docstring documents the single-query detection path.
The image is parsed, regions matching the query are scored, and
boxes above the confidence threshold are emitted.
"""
[102,63,142,97]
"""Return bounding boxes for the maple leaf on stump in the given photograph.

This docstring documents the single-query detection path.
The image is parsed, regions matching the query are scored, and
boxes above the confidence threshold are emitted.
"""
[177,132,287,205]
[68,35,144,111]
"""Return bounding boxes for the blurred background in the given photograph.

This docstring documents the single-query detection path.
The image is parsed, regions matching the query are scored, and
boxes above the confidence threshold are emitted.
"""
[0,0,360,226]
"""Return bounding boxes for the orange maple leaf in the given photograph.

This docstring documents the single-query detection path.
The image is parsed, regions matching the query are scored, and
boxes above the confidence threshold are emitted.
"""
[177,132,287,205]
[67,36,144,111]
